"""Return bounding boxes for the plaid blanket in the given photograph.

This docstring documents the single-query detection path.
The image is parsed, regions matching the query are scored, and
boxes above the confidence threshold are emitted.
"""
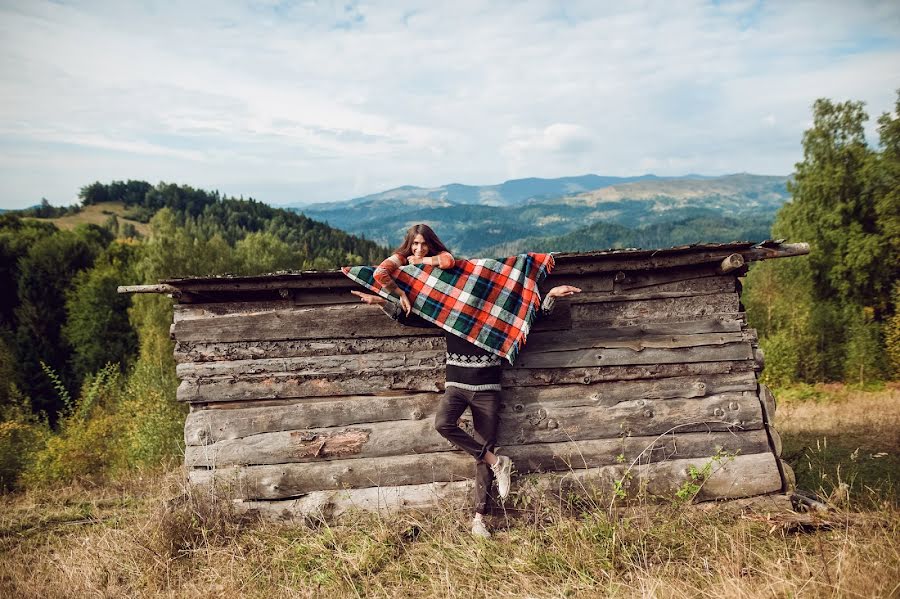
[342,253,555,365]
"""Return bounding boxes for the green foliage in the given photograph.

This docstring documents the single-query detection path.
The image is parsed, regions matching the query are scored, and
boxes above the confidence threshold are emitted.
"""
[24,364,124,486]
[62,241,140,381]
[13,225,111,419]
[0,388,49,491]
[118,295,184,468]
[744,92,900,385]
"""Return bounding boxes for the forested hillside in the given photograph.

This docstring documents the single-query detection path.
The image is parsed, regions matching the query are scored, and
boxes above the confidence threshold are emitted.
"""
[0,182,386,490]
[298,174,789,255]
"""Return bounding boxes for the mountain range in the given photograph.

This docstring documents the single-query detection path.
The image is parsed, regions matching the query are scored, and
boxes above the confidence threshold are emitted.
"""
[292,173,791,256]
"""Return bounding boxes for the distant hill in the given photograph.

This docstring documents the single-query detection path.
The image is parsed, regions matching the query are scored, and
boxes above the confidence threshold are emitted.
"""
[295,173,790,255]
[20,180,388,267]
[293,174,664,210]
[484,212,776,256]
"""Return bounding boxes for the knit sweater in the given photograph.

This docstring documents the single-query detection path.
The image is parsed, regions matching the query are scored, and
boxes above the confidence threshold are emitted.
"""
[374,251,455,294]
[381,294,556,391]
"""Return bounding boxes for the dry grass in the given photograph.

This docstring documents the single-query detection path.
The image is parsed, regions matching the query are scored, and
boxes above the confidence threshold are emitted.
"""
[23,202,150,236]
[2,386,898,598]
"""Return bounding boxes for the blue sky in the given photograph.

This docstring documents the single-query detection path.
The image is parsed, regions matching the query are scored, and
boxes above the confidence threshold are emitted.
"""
[1,0,899,209]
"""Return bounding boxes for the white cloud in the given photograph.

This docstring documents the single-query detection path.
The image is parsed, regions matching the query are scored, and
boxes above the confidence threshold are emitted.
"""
[1,0,899,208]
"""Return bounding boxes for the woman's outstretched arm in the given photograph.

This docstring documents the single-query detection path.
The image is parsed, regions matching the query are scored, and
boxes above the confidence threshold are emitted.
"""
[350,291,434,328]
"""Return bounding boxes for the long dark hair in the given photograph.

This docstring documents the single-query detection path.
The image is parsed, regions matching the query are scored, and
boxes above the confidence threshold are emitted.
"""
[394,224,450,258]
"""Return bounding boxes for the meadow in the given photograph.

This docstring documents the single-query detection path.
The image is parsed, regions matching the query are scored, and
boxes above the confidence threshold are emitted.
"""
[1,384,897,598]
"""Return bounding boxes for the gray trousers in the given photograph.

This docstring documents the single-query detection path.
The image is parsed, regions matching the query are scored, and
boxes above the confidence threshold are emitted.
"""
[434,386,500,515]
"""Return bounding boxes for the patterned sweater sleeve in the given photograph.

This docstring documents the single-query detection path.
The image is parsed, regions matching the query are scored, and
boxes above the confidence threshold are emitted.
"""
[373,253,406,293]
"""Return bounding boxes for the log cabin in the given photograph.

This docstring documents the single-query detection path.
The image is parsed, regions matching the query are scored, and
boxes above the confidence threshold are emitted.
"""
[120,241,808,519]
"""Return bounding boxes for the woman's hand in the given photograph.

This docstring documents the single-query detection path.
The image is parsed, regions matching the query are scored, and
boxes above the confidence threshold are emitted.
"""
[398,291,412,315]
[546,285,582,299]
[351,290,386,306]
[406,255,424,266]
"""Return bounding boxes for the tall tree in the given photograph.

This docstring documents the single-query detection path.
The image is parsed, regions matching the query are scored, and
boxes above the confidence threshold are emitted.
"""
[746,95,897,384]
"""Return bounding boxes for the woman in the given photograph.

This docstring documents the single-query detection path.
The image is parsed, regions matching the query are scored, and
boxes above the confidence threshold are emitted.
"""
[352,224,580,538]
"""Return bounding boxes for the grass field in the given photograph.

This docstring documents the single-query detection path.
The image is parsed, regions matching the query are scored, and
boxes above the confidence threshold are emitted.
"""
[23,202,150,236]
[1,385,898,598]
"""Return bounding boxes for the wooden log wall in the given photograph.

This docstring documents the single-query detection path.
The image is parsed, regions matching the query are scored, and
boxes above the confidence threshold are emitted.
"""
[175,260,789,517]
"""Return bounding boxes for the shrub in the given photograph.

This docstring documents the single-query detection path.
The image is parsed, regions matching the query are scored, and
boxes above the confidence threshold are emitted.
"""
[0,388,50,491]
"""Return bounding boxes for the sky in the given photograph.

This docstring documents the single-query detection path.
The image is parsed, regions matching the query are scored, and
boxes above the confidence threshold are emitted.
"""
[1,0,899,210]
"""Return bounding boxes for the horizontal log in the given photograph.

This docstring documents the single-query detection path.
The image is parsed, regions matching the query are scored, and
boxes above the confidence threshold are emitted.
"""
[175,336,756,379]
[173,295,359,322]
[174,336,448,364]
[172,302,571,344]
[600,263,734,292]
[550,244,809,275]
[177,367,446,403]
[513,341,753,369]
[178,360,762,404]
[174,317,748,363]
[569,276,736,304]
[571,293,740,326]
[188,430,771,499]
[185,372,760,443]
[184,394,765,468]
[227,452,783,519]
[176,350,446,379]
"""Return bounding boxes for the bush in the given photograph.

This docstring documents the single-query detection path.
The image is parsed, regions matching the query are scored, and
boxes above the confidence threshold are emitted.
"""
[0,388,50,491]
[23,364,124,486]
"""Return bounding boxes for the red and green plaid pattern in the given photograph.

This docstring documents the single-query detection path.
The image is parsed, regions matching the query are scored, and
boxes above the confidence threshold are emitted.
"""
[342,253,555,365]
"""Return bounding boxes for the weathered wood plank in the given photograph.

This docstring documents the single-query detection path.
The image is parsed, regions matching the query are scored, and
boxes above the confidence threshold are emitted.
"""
[172,302,571,344]
[506,360,761,389]
[226,452,783,519]
[759,383,776,420]
[571,293,741,326]
[173,318,747,363]
[174,336,448,364]
[187,430,771,499]
[173,295,357,322]
[513,341,754,369]
[175,335,755,378]
[184,393,764,468]
[184,372,760,443]
[568,276,736,304]
[177,368,446,403]
[176,350,446,379]
[549,243,808,275]
[177,360,762,403]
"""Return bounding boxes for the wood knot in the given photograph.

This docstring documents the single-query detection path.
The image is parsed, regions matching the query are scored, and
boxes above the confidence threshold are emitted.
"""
[713,408,726,417]
[642,409,654,418]
[583,375,592,384]
[513,403,525,412]
[546,419,559,429]
[729,401,739,411]
[590,393,602,402]
[411,409,424,420]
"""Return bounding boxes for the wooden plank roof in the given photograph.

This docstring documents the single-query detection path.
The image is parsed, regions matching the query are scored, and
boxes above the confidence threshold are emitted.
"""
[119,240,808,299]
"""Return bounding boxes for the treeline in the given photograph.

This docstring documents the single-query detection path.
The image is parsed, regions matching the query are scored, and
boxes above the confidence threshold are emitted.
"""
[743,93,900,387]
[0,182,387,490]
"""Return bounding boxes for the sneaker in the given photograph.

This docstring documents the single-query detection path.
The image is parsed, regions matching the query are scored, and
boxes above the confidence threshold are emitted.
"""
[471,518,491,538]
[491,455,513,499]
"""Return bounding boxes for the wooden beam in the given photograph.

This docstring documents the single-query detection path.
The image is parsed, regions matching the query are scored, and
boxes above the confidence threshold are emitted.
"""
[184,394,765,469]
[226,452,783,519]
[177,359,762,404]
[187,430,772,499]
[184,372,760,444]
